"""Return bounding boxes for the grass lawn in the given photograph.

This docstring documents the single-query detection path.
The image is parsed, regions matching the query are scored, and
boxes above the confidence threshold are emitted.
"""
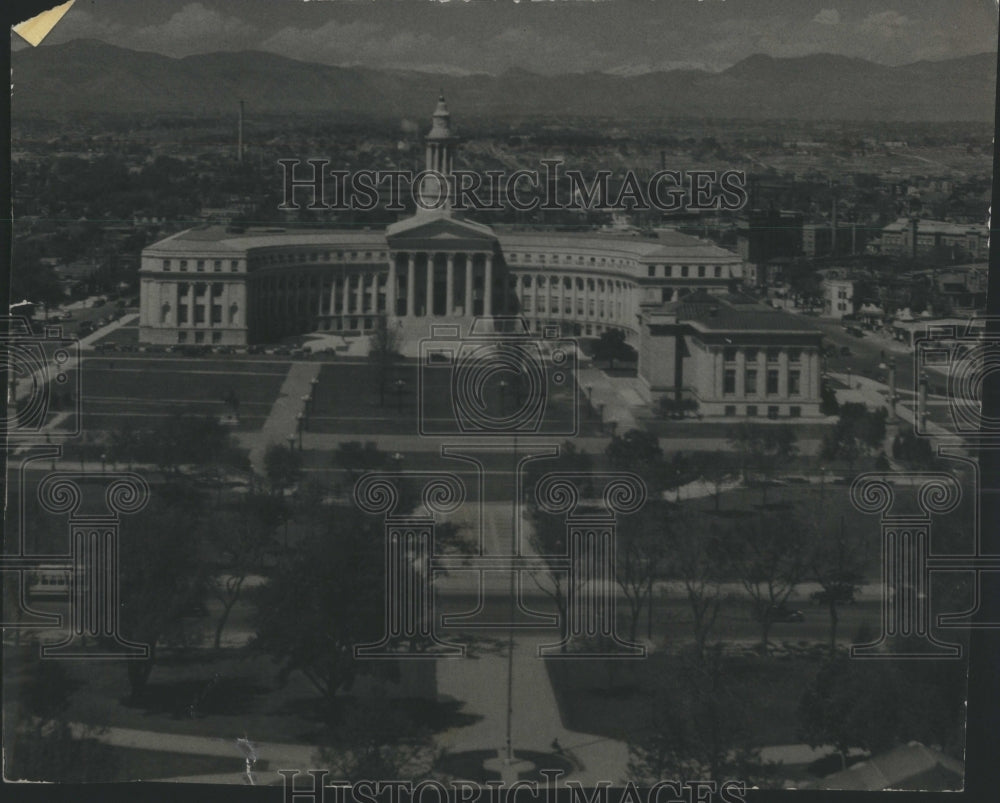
[311,361,601,437]
[545,651,822,749]
[3,645,473,751]
[65,356,289,432]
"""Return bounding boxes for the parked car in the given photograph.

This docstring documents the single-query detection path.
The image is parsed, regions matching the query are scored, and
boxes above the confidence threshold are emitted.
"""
[839,346,852,357]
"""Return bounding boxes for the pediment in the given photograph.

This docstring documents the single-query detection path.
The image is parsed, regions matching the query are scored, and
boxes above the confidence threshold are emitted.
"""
[386,211,497,249]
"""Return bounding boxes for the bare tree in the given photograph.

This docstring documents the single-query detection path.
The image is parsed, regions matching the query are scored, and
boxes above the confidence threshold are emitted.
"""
[723,509,808,654]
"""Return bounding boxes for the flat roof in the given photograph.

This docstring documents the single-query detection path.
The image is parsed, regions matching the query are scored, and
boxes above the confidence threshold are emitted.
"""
[145,223,741,263]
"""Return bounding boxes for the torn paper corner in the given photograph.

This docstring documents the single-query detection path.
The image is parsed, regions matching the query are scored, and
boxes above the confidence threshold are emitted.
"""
[12,0,75,48]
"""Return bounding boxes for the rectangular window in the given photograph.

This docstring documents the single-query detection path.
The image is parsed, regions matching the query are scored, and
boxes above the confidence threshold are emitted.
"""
[698,265,705,277]
[790,406,801,418]
[648,266,655,277]
[789,370,801,395]
[213,260,222,271]
[211,305,222,324]
[194,331,205,344]
[746,405,757,417]
[766,369,779,395]
[162,259,170,270]
[789,348,802,363]
[178,331,187,344]
[194,306,205,324]
[768,406,779,419]
[523,297,532,312]
[180,260,188,271]
[745,348,759,363]
[212,331,222,344]
[745,369,758,395]
[177,305,188,324]
[723,369,736,395]
[723,347,737,363]
[714,266,722,278]
[724,405,736,417]
[767,347,781,363]
[681,266,689,277]
[197,260,205,272]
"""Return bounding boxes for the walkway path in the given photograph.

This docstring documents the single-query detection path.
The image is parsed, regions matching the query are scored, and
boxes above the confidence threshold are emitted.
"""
[241,362,322,474]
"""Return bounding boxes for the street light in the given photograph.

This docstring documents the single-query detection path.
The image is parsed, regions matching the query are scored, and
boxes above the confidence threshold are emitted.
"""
[100,452,107,472]
[394,379,406,413]
[310,376,319,405]
[287,433,295,453]
[498,378,508,417]
[296,413,305,449]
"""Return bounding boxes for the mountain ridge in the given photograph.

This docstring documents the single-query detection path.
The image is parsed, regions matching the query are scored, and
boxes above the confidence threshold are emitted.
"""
[12,40,997,122]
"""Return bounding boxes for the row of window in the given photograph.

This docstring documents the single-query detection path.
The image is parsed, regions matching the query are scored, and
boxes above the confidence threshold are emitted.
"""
[722,369,802,396]
[724,405,802,419]
[254,250,388,267]
[176,282,226,297]
[508,252,629,268]
[177,304,226,325]
[522,297,622,317]
[723,347,803,364]
[520,274,625,291]
[647,264,725,279]
[162,259,240,273]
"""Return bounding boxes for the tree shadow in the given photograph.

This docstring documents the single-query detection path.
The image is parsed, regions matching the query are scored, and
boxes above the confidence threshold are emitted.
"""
[434,749,574,783]
[121,675,270,719]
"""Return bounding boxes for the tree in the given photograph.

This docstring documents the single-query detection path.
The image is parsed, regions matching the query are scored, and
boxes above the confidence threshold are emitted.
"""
[118,485,209,698]
[820,381,840,416]
[592,328,635,370]
[892,426,936,469]
[208,491,281,650]
[315,697,437,783]
[333,440,389,489]
[615,500,671,644]
[628,647,777,784]
[5,655,120,782]
[664,514,728,661]
[804,510,869,658]
[722,509,808,654]
[727,423,798,505]
[821,402,887,474]
[368,317,403,406]
[798,659,967,767]
[693,451,738,512]
[606,428,664,488]
[252,507,388,713]
[264,442,302,495]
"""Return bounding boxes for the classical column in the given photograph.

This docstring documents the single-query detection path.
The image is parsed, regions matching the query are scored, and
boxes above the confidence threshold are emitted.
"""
[483,254,493,316]
[387,257,397,318]
[355,272,364,316]
[341,269,350,318]
[514,273,523,315]
[406,253,416,318]
[464,255,474,317]
[445,254,455,317]
[425,253,436,317]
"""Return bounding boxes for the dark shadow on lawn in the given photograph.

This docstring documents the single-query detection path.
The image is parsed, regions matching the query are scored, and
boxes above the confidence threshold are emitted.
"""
[122,675,271,720]
[434,749,573,783]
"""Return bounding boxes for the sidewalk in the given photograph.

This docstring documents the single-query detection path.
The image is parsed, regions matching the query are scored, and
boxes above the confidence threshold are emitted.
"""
[243,362,321,474]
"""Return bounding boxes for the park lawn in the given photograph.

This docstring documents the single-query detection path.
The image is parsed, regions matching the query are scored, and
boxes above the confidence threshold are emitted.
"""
[545,651,823,749]
[312,361,594,437]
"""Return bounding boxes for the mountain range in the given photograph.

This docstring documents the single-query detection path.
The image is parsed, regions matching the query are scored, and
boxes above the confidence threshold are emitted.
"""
[11,39,997,122]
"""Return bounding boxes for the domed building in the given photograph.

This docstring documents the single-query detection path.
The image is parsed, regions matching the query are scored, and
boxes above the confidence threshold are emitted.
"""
[138,97,823,418]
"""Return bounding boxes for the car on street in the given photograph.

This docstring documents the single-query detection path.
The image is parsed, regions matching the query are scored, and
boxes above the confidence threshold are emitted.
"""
[757,603,805,623]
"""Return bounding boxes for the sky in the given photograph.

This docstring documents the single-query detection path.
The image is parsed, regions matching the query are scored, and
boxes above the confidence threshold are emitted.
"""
[14,0,1000,75]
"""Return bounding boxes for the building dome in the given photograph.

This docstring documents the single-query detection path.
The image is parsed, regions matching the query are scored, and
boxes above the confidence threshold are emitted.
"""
[426,94,456,141]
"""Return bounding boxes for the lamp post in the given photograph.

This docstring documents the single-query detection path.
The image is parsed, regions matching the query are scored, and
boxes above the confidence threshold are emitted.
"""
[287,433,295,454]
[100,452,107,472]
[295,413,304,450]
[310,376,319,408]
[394,379,406,414]
[846,364,852,389]
[819,465,825,501]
